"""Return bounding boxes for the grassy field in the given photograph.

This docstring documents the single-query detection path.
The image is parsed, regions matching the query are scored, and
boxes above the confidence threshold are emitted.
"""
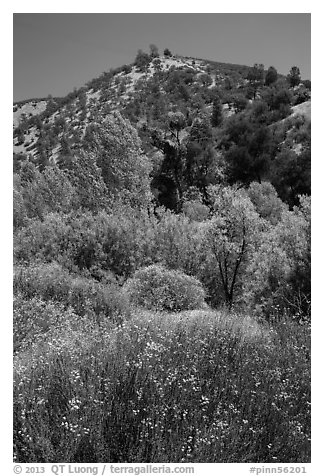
[13,308,310,463]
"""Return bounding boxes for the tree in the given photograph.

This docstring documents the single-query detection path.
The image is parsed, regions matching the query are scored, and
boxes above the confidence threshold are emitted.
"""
[231,94,248,113]
[293,85,311,105]
[244,197,310,318]
[17,163,77,220]
[17,130,25,145]
[68,151,109,212]
[13,176,27,229]
[134,49,151,72]
[82,112,153,209]
[302,79,311,90]
[270,148,311,207]
[199,73,213,87]
[262,80,293,112]
[224,77,233,90]
[265,66,278,86]
[205,186,262,308]
[149,44,159,58]
[247,63,265,99]
[163,48,172,57]
[59,134,72,157]
[211,96,223,127]
[247,181,287,225]
[185,116,220,200]
[221,114,272,185]
[149,112,188,210]
[287,66,301,88]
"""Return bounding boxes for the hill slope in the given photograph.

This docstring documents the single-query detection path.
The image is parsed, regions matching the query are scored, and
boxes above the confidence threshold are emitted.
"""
[13,51,311,209]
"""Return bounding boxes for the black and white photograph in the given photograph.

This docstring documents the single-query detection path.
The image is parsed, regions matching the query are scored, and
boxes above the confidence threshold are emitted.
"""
[11,9,312,470]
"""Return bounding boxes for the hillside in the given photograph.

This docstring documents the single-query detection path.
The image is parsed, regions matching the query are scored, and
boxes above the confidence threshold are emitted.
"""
[13,51,310,210]
[13,55,248,158]
[13,49,311,464]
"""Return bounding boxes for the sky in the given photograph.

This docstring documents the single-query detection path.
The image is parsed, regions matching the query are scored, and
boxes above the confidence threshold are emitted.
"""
[13,13,311,102]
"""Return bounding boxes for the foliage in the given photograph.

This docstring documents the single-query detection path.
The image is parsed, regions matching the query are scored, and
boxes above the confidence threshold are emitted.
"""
[68,151,109,212]
[262,79,293,113]
[149,44,159,58]
[211,95,223,127]
[270,147,311,207]
[82,112,153,209]
[293,85,311,105]
[14,163,77,222]
[151,209,207,276]
[265,66,278,86]
[13,53,311,463]
[247,181,287,225]
[221,113,273,185]
[247,64,265,99]
[124,265,207,312]
[13,292,74,354]
[134,49,151,72]
[14,262,130,323]
[243,197,310,319]
[228,93,249,113]
[287,66,301,88]
[204,186,263,307]
[14,207,159,279]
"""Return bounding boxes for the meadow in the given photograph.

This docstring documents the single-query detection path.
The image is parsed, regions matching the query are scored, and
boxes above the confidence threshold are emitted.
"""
[14,305,310,463]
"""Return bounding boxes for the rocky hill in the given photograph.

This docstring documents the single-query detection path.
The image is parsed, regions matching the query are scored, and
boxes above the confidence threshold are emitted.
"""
[13,50,311,208]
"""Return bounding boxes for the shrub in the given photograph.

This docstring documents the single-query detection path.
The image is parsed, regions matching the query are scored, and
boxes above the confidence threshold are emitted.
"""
[14,210,156,278]
[14,262,71,302]
[68,275,130,321]
[151,209,206,276]
[182,200,210,222]
[14,262,130,322]
[122,64,132,75]
[13,293,74,353]
[163,48,172,57]
[124,265,207,311]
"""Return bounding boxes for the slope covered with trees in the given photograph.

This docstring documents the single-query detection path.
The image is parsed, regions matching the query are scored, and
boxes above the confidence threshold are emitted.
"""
[13,48,311,463]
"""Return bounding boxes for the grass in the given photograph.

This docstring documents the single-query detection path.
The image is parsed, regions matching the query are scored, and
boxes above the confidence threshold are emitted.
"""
[13,308,310,463]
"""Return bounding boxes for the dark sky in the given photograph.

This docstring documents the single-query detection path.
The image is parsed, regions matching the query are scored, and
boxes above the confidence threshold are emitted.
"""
[13,13,311,102]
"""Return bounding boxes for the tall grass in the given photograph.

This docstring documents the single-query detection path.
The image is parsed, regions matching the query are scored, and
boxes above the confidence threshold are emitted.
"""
[13,309,310,463]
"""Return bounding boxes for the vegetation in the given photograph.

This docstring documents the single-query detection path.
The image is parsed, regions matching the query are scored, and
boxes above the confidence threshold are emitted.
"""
[14,310,310,463]
[13,48,311,463]
[124,265,207,311]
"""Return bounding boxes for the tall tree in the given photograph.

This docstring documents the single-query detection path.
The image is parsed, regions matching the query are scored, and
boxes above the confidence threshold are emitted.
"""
[149,44,159,58]
[287,66,301,87]
[221,113,272,185]
[247,63,265,99]
[134,49,151,72]
[205,186,262,308]
[163,48,172,57]
[150,112,187,210]
[69,151,108,212]
[82,112,153,209]
[265,66,278,86]
[211,95,223,127]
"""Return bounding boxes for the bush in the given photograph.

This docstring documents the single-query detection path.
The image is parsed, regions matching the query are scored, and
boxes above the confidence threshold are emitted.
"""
[14,262,130,322]
[124,265,207,312]
[163,48,172,57]
[13,293,75,353]
[14,210,156,278]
